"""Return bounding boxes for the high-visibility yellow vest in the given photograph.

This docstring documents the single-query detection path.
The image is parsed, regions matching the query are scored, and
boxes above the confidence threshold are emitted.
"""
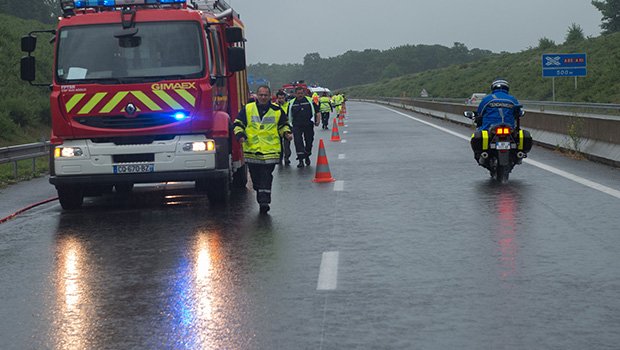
[240,102,287,163]
[319,96,331,113]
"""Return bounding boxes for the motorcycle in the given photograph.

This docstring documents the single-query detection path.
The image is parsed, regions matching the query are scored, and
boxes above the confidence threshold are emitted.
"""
[463,110,532,182]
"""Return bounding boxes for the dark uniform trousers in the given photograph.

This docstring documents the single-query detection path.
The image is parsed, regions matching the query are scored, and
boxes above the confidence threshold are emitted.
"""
[321,112,330,128]
[248,163,276,204]
[280,137,292,163]
[292,124,315,160]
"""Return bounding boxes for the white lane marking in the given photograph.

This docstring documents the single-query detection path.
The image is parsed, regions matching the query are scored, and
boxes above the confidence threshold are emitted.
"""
[380,105,620,200]
[341,140,347,143]
[317,251,339,291]
[343,130,349,134]
[338,154,346,159]
[334,180,344,192]
[381,106,469,140]
[524,158,620,199]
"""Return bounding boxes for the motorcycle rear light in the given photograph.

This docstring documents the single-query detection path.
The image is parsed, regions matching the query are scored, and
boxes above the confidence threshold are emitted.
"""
[496,127,511,135]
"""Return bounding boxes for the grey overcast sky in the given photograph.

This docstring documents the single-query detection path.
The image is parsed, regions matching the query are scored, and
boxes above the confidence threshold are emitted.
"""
[227,0,603,64]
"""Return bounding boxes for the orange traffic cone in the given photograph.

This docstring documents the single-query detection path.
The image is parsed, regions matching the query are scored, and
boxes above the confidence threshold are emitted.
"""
[342,104,347,114]
[312,139,335,183]
[330,118,341,142]
[337,113,345,126]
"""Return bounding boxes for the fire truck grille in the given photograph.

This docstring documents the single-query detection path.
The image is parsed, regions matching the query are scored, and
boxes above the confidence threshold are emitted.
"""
[74,114,179,129]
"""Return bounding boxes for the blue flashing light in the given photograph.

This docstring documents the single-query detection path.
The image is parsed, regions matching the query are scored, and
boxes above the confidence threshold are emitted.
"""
[174,112,189,121]
[74,0,105,8]
[73,0,186,8]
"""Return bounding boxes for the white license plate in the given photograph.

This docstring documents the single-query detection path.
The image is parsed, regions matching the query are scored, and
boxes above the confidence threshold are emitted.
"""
[495,142,511,150]
[114,164,154,174]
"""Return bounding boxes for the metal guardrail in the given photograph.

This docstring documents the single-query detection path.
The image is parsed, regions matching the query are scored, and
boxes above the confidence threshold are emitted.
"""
[388,97,620,118]
[0,142,50,179]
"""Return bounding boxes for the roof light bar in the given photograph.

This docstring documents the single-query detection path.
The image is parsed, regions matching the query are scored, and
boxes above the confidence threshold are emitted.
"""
[72,0,186,9]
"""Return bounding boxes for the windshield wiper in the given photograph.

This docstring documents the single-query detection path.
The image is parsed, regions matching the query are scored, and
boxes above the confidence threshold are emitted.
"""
[63,78,124,85]
[119,75,193,83]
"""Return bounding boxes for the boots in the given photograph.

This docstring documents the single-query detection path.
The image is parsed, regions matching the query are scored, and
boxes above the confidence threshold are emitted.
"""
[257,191,271,214]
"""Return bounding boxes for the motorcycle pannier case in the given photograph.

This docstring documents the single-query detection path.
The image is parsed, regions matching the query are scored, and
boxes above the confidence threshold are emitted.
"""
[470,130,489,153]
[518,129,533,153]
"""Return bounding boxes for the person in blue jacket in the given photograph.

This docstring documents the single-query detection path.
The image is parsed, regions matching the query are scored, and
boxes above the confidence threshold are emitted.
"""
[476,79,521,131]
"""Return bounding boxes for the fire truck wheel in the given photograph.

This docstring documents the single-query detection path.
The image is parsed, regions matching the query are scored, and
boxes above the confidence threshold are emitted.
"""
[114,183,134,194]
[232,164,248,188]
[201,177,230,204]
[57,186,84,210]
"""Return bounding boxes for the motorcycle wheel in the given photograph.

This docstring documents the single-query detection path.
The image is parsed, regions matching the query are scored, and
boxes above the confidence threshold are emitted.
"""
[495,165,510,183]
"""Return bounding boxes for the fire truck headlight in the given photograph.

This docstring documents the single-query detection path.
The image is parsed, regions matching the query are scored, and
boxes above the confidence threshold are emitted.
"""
[55,147,83,158]
[183,141,215,152]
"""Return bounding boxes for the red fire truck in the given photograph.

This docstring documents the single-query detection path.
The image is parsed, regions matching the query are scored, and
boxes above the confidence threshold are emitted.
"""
[20,0,250,209]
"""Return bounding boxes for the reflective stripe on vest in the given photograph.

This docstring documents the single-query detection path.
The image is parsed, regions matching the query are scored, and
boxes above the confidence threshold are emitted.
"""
[288,96,316,121]
[244,102,282,162]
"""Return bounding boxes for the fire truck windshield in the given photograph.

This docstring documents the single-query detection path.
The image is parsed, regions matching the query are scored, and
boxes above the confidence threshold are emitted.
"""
[56,21,205,83]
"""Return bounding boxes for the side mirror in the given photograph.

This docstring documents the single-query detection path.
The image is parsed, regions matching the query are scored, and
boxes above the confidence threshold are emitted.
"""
[21,56,36,82]
[21,35,37,52]
[227,47,246,72]
[463,111,477,119]
[225,27,244,43]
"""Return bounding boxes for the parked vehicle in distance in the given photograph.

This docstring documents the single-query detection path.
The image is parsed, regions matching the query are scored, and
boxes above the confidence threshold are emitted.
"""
[467,93,487,106]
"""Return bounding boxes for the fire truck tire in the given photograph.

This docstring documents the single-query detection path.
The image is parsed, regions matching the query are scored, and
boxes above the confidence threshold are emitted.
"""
[232,164,248,188]
[114,183,134,194]
[204,177,230,204]
[57,186,84,210]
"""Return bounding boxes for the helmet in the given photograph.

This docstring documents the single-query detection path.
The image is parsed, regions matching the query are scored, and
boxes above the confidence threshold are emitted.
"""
[491,79,509,92]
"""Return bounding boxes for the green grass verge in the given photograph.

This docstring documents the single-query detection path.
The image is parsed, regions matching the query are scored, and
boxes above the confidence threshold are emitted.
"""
[0,156,49,188]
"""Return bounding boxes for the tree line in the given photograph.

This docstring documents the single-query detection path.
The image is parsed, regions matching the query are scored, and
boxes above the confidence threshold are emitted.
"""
[0,0,58,24]
[249,43,495,91]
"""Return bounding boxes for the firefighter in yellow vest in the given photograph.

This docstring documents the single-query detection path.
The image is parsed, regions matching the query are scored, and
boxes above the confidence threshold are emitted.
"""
[332,93,343,115]
[319,92,333,130]
[234,85,292,213]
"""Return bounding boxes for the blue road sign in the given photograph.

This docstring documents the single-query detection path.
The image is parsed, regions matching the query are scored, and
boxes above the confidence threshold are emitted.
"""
[542,68,587,77]
[542,53,587,77]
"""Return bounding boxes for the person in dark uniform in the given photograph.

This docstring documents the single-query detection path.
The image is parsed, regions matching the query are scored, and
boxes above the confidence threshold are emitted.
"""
[234,85,292,213]
[275,90,292,166]
[286,86,320,168]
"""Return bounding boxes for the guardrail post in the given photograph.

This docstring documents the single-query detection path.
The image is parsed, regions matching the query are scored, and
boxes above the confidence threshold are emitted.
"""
[12,160,18,179]
[32,158,36,175]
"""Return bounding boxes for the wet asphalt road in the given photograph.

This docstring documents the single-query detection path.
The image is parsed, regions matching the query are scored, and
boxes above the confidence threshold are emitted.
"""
[1,102,620,349]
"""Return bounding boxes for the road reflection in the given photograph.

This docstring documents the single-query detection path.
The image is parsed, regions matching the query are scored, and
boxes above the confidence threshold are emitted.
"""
[50,187,279,348]
[53,234,93,350]
[167,230,227,349]
[478,181,529,284]
[495,189,518,280]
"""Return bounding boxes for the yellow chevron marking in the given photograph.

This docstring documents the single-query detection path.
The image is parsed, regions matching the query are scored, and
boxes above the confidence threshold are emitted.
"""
[175,89,196,107]
[100,91,129,113]
[65,93,86,113]
[131,91,162,111]
[153,90,183,110]
[78,92,107,114]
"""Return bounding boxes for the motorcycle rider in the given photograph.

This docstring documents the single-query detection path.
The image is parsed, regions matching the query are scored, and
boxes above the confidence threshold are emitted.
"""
[476,79,521,131]
[472,79,522,165]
